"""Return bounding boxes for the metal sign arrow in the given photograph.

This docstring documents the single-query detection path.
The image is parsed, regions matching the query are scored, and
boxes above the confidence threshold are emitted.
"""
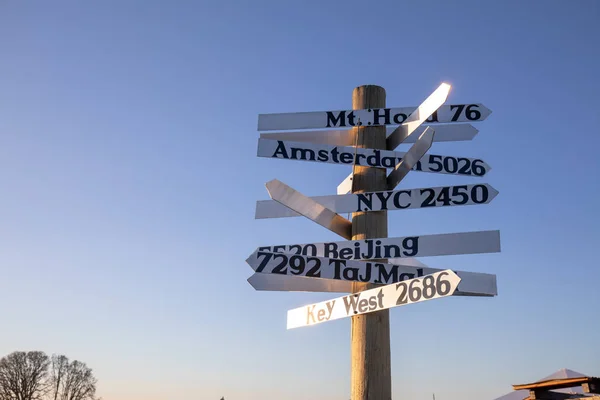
[386,126,435,190]
[246,250,497,297]
[265,179,352,240]
[286,270,461,329]
[256,183,499,219]
[258,123,479,147]
[386,83,451,151]
[337,83,450,194]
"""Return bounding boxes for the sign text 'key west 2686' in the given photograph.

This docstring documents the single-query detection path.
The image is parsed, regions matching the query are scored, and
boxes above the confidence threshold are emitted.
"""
[286,270,461,329]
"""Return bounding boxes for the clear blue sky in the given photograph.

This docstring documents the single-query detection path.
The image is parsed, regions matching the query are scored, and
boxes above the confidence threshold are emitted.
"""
[1,1,599,399]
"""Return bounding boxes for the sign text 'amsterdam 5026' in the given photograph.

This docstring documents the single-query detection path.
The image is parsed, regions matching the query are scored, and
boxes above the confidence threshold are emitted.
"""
[257,138,491,177]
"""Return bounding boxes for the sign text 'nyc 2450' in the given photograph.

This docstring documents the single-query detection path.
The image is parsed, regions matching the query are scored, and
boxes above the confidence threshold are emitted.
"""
[256,183,498,219]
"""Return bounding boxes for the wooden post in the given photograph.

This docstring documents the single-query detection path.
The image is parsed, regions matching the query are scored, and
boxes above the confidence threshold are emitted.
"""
[350,85,391,400]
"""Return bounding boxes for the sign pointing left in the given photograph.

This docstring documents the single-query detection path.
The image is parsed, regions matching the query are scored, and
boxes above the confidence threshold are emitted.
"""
[265,179,352,239]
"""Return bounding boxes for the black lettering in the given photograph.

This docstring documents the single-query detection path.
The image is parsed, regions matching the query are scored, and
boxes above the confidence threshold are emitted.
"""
[357,193,373,212]
[392,190,411,209]
[340,152,353,164]
[393,113,407,124]
[383,244,401,258]
[403,237,419,256]
[324,243,338,258]
[372,108,391,125]
[377,264,398,284]
[343,266,359,281]
[317,149,328,161]
[355,153,366,165]
[366,150,381,166]
[375,191,394,210]
[291,147,315,161]
[302,244,316,256]
[272,141,289,159]
[358,263,372,282]
[347,111,356,126]
[331,147,340,163]
[426,110,439,123]
[329,259,345,279]
[374,240,382,258]
[381,156,395,168]
[340,248,353,259]
[326,111,346,127]
[450,105,465,121]
[361,240,374,259]
[288,245,302,254]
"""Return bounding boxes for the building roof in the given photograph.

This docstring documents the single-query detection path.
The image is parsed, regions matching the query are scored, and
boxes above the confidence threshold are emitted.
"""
[493,369,594,400]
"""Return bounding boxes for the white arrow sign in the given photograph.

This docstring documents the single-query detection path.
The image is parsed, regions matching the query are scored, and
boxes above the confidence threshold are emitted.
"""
[257,138,491,177]
[256,183,499,219]
[259,123,479,147]
[256,230,501,261]
[258,104,492,131]
[386,82,450,151]
[286,270,461,329]
[265,179,352,239]
[246,251,497,297]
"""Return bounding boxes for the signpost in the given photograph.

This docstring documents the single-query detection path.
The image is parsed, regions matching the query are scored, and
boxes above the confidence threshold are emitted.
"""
[247,82,500,400]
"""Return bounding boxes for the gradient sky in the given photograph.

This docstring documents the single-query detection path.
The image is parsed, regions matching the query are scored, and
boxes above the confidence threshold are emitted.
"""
[1,1,599,399]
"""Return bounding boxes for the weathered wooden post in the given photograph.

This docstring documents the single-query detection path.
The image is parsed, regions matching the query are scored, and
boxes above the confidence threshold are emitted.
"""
[350,85,392,400]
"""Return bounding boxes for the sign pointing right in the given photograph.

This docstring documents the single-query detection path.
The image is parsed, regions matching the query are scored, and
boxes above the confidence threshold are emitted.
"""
[286,270,461,329]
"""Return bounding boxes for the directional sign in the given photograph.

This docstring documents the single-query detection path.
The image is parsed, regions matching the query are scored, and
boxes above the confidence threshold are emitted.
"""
[258,104,492,131]
[248,257,429,293]
[256,183,499,219]
[265,179,352,239]
[246,251,497,297]
[386,127,434,190]
[257,138,491,177]
[256,230,501,261]
[386,83,450,151]
[286,270,461,329]
[259,124,479,147]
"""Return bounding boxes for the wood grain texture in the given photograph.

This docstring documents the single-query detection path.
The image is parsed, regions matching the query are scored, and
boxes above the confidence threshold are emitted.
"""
[350,85,392,400]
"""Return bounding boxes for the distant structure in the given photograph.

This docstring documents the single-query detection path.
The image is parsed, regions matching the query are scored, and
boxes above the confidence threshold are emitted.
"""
[494,368,600,400]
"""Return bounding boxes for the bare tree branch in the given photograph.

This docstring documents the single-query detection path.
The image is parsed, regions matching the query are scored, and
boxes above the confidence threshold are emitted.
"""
[0,351,50,400]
